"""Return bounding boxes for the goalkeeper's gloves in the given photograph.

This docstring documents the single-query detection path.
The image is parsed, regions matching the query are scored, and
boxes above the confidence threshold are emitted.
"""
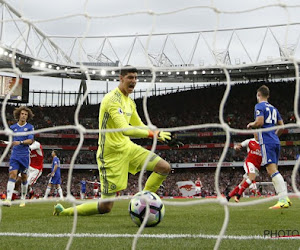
[168,138,184,148]
[167,133,184,148]
[148,130,171,142]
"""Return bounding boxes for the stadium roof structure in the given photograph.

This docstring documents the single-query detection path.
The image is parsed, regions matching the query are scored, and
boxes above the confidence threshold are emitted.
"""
[0,0,299,83]
[0,46,297,83]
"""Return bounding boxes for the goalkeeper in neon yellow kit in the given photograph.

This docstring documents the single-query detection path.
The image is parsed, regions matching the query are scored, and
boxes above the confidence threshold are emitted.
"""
[53,67,171,216]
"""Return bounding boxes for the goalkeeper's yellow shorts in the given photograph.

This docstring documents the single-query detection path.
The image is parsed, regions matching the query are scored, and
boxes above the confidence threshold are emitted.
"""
[96,142,161,196]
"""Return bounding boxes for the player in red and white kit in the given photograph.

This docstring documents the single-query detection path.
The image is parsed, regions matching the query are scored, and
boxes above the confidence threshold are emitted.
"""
[226,134,262,202]
[195,177,202,196]
[87,179,100,199]
[27,141,44,199]
[13,141,44,205]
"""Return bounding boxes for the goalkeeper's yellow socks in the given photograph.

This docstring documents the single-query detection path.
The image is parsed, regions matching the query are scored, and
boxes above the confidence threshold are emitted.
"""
[144,172,167,193]
[60,202,99,216]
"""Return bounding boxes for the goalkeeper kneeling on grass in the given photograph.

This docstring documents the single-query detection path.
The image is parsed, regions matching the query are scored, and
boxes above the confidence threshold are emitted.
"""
[54,66,172,216]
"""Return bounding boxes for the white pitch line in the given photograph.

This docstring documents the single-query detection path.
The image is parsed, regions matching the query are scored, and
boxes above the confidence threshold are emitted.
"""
[0,232,299,240]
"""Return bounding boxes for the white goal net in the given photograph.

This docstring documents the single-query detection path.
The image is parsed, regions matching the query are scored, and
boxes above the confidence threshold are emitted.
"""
[0,1,300,249]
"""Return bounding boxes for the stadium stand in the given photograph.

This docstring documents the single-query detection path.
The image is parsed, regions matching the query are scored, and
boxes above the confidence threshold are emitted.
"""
[0,80,299,198]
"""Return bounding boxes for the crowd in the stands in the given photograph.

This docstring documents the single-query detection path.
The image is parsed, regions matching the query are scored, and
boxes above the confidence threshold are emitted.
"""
[0,80,299,198]
[0,166,299,198]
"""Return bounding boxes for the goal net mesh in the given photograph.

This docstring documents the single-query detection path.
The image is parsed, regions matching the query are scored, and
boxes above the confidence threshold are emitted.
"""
[0,1,300,249]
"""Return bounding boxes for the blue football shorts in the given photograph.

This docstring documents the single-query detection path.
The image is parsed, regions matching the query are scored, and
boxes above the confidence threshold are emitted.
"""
[9,155,29,174]
[260,143,280,166]
[50,174,61,185]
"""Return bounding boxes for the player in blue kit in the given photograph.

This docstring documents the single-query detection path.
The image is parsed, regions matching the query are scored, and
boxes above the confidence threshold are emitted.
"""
[3,106,34,207]
[80,178,87,199]
[247,85,290,209]
[44,150,64,199]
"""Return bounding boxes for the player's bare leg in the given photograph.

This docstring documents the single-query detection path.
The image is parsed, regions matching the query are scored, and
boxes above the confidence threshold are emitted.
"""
[98,200,114,214]
[28,185,34,199]
[144,159,171,192]
[153,159,171,174]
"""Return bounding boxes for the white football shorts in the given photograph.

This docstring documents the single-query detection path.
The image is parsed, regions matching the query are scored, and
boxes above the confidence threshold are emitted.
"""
[27,166,42,185]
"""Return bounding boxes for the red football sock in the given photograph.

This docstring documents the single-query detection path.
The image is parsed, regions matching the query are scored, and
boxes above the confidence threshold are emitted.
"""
[12,193,17,201]
[229,185,240,198]
[238,181,250,196]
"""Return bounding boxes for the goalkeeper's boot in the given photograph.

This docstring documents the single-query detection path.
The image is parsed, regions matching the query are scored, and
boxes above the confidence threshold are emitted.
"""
[53,203,64,216]
[287,197,292,207]
[19,202,26,207]
[269,200,289,209]
[2,199,11,207]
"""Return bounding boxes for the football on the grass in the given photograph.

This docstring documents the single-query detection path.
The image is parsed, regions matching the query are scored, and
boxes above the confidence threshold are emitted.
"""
[128,191,165,227]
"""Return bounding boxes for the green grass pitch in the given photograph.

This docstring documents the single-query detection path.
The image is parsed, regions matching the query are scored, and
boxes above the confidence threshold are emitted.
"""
[0,198,299,250]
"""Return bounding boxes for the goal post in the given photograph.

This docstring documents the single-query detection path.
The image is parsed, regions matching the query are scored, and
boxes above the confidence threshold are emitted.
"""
[256,181,288,195]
